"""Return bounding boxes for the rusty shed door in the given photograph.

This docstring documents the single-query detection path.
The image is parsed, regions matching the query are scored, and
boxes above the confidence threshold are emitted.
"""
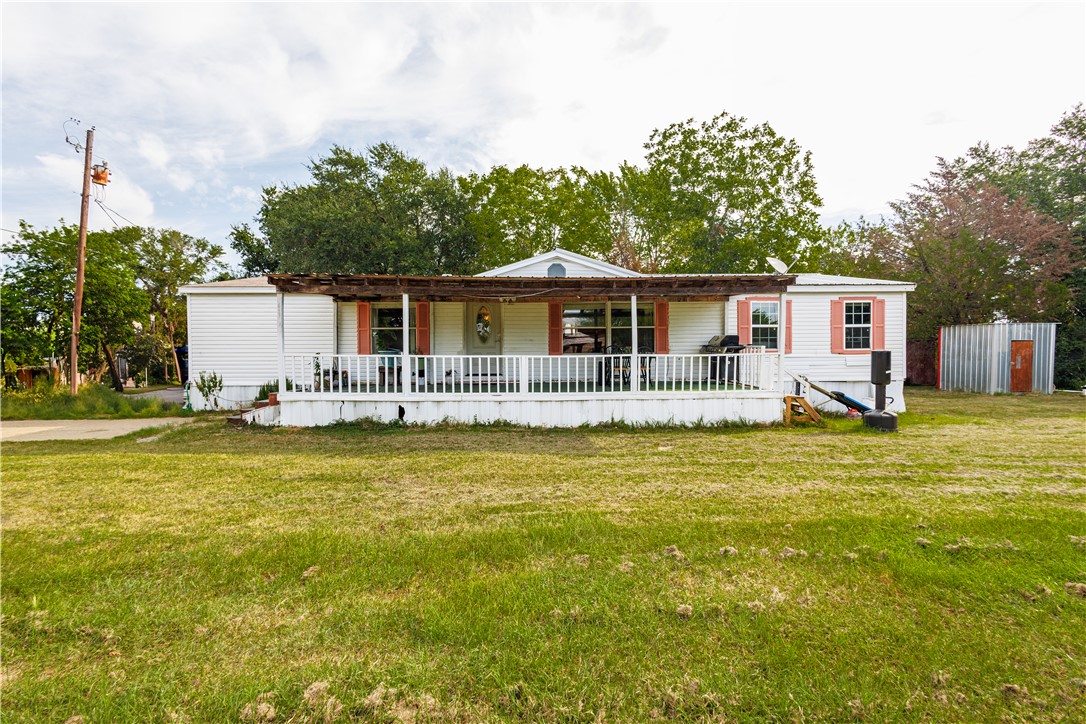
[1010,340,1033,393]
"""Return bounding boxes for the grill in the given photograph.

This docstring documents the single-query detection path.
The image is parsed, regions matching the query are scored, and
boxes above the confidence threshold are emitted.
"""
[700,335,745,354]
[700,335,747,384]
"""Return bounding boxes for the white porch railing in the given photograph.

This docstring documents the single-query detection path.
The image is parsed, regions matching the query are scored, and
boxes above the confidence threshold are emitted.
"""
[284,348,775,396]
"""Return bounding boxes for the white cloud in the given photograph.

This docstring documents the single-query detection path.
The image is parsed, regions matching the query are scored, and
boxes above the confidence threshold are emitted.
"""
[228,186,261,205]
[137,134,171,170]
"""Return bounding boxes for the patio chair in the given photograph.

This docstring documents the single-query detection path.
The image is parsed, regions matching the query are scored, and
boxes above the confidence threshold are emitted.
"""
[603,345,632,386]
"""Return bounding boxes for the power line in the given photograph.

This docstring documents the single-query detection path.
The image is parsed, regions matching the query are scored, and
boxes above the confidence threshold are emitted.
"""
[95,200,123,228]
[96,201,140,227]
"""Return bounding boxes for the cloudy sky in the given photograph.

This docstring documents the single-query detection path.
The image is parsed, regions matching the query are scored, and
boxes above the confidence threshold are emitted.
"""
[2,2,1083,267]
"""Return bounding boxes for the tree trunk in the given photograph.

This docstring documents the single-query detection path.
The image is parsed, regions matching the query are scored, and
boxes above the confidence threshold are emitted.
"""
[167,319,182,382]
[102,343,124,391]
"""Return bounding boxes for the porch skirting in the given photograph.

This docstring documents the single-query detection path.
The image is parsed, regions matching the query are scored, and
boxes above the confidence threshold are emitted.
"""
[275,391,784,427]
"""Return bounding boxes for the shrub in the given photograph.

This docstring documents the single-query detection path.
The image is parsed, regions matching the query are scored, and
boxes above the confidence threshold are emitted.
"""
[0,382,184,420]
[254,378,294,401]
[193,371,224,409]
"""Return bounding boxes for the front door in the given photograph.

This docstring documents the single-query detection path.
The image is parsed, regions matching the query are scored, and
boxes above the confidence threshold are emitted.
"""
[466,303,502,356]
[1010,340,1033,393]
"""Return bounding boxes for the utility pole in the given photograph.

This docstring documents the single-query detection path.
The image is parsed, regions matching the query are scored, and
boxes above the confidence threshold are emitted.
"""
[70,127,94,394]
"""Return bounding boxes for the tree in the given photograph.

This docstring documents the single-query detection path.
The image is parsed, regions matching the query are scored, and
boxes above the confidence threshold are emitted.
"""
[464,163,681,271]
[947,105,1086,387]
[259,144,479,275]
[134,228,224,381]
[0,222,149,389]
[464,165,579,268]
[229,223,279,276]
[579,163,686,273]
[643,110,827,273]
[832,164,1079,340]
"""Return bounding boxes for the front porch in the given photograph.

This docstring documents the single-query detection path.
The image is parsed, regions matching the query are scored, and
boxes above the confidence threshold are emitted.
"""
[266,267,795,426]
[276,350,784,426]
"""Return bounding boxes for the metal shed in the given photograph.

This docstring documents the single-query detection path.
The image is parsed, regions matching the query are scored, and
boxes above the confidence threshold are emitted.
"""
[938,323,1058,394]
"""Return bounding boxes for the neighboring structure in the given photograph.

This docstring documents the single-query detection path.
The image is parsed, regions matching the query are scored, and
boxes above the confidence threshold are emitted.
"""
[181,249,915,426]
[939,322,1058,394]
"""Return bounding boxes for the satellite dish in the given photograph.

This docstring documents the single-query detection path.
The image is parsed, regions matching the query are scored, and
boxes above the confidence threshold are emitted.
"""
[766,257,790,274]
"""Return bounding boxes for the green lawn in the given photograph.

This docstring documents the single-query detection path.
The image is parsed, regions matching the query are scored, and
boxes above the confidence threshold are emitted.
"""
[2,389,1084,721]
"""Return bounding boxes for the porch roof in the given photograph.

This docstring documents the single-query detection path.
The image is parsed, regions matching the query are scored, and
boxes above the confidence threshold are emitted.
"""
[265,273,796,302]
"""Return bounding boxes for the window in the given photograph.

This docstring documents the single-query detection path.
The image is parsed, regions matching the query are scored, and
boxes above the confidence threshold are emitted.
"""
[557,304,656,354]
[372,306,417,353]
[610,304,655,352]
[750,301,778,349]
[562,304,606,353]
[844,301,871,350]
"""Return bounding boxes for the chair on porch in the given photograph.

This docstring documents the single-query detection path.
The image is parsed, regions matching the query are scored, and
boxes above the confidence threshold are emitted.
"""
[603,345,632,387]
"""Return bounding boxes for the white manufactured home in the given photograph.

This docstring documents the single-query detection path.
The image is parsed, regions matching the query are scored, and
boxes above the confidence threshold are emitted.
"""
[182,249,914,426]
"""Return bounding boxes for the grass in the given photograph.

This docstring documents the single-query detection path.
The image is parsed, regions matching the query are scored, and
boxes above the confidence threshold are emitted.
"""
[0,383,186,420]
[2,388,1084,721]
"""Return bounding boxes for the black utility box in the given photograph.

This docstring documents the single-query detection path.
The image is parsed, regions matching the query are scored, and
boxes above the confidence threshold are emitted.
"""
[871,350,892,386]
[863,349,898,432]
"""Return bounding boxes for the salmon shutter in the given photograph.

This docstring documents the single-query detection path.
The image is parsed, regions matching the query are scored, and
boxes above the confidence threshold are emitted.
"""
[872,298,886,350]
[737,299,751,345]
[654,301,669,353]
[830,299,845,354]
[548,302,563,355]
[356,302,371,354]
[415,301,431,355]
[785,299,793,354]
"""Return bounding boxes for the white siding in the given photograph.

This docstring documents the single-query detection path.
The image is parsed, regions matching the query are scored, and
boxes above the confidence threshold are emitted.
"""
[336,302,357,354]
[494,259,619,277]
[727,290,909,411]
[433,302,465,355]
[284,296,336,356]
[501,302,549,355]
[667,302,724,354]
[279,392,783,427]
[188,293,335,387]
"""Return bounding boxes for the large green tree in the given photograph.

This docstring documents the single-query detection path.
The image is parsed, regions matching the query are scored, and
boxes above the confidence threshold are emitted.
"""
[463,165,600,268]
[134,228,224,381]
[643,110,827,273]
[259,144,479,275]
[1,222,149,389]
[245,111,828,277]
[229,223,279,276]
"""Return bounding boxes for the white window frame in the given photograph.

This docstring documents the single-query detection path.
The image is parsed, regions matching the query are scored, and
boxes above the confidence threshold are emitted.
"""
[371,303,417,353]
[844,300,872,350]
[750,300,779,351]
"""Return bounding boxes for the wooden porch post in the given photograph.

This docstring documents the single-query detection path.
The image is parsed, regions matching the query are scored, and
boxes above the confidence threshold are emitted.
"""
[277,292,287,396]
[630,294,639,392]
